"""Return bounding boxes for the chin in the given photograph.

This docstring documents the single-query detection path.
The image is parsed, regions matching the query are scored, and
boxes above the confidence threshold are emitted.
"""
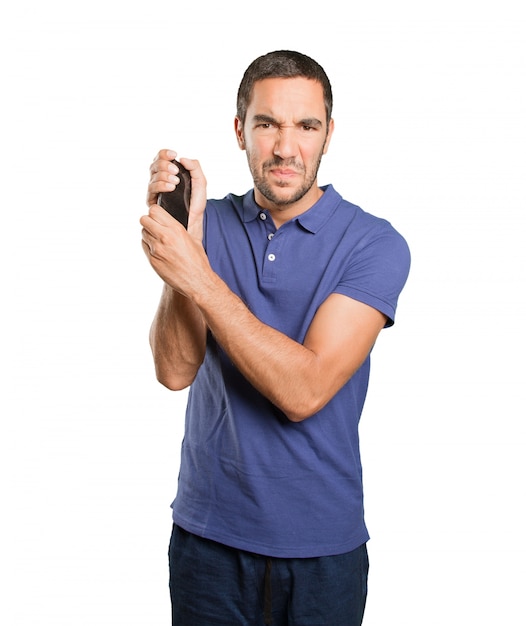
[266,190,302,207]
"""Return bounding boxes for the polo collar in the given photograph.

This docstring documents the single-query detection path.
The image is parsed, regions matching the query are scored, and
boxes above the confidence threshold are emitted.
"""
[242,185,341,233]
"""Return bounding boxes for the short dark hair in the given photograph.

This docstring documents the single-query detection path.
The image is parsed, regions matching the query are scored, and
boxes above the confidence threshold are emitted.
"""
[236,50,333,126]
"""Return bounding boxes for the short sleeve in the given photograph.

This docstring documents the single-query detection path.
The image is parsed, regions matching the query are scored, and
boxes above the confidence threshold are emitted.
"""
[333,225,411,327]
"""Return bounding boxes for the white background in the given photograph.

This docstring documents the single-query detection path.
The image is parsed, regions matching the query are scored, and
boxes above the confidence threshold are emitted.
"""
[2,1,525,624]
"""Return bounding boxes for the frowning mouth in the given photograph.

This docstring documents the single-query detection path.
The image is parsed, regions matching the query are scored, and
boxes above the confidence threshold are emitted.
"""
[264,158,304,176]
[270,168,299,179]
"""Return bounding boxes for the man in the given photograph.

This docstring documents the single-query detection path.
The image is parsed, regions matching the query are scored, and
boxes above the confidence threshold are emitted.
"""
[141,50,410,626]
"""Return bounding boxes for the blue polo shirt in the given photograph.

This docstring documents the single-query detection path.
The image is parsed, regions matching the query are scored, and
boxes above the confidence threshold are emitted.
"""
[171,185,410,558]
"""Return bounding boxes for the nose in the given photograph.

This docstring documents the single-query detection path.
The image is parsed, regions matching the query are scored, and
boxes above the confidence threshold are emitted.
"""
[273,126,298,160]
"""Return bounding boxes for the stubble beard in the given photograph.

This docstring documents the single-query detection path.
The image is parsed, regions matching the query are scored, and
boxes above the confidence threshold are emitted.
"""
[247,150,324,207]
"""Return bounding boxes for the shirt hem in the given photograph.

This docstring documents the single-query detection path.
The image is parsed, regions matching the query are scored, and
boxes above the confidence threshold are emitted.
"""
[172,512,370,559]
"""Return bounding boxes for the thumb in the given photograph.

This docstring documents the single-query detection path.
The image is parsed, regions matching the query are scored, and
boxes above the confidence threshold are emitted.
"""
[179,157,207,222]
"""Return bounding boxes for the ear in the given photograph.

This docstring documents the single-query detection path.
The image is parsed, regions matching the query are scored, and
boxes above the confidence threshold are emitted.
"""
[322,118,335,155]
[234,116,246,150]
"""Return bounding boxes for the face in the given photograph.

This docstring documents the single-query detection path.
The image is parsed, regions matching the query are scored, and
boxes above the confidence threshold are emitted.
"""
[235,77,334,222]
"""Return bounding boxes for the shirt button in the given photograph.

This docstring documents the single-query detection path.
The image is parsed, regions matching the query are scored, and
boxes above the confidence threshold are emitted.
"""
[259,213,267,220]
[267,233,274,241]
[268,253,276,262]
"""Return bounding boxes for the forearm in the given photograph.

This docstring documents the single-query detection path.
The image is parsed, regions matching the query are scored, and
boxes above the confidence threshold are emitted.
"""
[150,284,207,390]
[192,273,323,422]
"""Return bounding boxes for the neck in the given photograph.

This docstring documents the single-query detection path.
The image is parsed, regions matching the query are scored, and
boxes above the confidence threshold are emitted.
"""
[255,184,323,228]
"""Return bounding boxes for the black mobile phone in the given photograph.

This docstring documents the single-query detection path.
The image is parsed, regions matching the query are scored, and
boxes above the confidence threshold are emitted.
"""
[157,159,191,229]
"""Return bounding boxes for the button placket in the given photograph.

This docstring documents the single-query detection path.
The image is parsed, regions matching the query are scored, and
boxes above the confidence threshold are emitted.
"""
[259,211,276,243]
[262,227,281,281]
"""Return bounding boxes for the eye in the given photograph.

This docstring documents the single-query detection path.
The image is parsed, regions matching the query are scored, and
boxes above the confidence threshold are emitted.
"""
[299,119,322,132]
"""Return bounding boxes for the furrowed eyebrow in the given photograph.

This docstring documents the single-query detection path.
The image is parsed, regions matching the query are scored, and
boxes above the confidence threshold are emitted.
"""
[252,114,278,125]
[251,114,323,128]
[299,118,323,129]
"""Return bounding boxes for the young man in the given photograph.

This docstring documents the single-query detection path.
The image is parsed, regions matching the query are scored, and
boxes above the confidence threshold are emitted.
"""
[141,50,410,625]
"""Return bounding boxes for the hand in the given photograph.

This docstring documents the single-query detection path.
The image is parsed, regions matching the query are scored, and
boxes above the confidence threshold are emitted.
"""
[146,149,207,239]
[140,201,213,298]
[141,150,210,297]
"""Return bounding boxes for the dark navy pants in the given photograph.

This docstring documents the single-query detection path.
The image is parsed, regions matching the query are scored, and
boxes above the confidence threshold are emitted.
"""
[169,525,368,625]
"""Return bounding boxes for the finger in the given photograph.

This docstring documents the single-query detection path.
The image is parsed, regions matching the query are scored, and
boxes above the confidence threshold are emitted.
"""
[141,239,154,258]
[141,213,175,253]
[149,157,179,178]
[146,170,180,207]
[144,203,187,230]
[147,151,182,206]
[140,223,157,257]
[150,148,178,172]
[179,157,207,213]
[147,171,178,198]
